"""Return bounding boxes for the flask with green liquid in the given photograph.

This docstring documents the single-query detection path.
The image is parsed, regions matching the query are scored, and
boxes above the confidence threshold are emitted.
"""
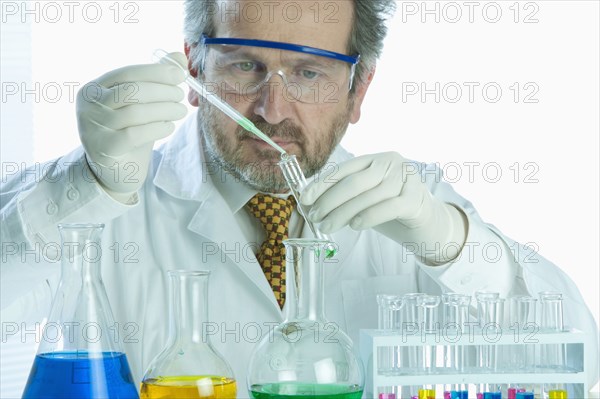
[140,270,236,398]
[247,239,364,399]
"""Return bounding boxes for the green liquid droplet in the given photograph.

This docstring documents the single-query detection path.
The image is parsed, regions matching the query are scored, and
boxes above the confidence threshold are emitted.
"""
[325,248,336,258]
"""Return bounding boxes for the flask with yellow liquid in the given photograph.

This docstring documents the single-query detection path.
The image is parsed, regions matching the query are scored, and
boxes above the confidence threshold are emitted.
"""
[140,270,236,398]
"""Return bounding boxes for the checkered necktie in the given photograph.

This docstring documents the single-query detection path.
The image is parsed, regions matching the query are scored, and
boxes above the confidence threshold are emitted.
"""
[247,194,295,309]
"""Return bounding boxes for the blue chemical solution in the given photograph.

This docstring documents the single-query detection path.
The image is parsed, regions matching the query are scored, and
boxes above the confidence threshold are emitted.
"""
[22,351,139,399]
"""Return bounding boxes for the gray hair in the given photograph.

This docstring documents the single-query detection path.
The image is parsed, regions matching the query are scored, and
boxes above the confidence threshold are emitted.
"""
[183,0,396,88]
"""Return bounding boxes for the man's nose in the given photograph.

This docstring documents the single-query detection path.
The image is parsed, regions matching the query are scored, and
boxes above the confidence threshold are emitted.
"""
[252,73,296,125]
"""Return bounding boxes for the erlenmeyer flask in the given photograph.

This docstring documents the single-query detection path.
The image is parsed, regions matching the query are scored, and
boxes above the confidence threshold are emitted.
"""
[22,223,138,399]
[140,270,236,398]
[247,239,363,398]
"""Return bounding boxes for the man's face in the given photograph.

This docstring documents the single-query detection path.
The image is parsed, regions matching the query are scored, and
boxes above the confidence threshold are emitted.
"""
[189,0,368,192]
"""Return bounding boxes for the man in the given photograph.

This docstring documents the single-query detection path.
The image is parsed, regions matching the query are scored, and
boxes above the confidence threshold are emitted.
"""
[1,0,597,393]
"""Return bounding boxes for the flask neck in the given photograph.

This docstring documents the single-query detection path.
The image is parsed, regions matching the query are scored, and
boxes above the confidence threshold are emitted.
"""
[59,224,104,284]
[168,271,211,346]
[284,240,327,322]
[41,223,120,354]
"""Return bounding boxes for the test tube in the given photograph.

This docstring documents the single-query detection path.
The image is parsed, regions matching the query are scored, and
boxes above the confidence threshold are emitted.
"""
[419,388,436,399]
[402,293,425,375]
[376,295,404,375]
[513,296,537,371]
[544,383,568,399]
[508,294,527,334]
[539,292,566,371]
[476,291,500,322]
[442,293,471,372]
[278,154,336,257]
[508,386,527,399]
[476,293,504,372]
[515,393,534,399]
[548,389,568,399]
[417,295,441,373]
[540,292,564,331]
[444,388,467,399]
[483,393,501,399]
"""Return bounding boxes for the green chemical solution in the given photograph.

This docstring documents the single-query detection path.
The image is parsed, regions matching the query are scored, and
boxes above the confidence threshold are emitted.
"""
[316,247,337,259]
[250,383,362,399]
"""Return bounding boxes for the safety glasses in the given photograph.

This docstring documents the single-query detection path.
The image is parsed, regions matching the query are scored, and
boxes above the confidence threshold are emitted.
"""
[199,34,360,104]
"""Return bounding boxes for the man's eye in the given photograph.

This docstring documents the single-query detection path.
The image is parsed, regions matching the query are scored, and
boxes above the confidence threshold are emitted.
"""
[301,70,319,79]
[235,62,257,72]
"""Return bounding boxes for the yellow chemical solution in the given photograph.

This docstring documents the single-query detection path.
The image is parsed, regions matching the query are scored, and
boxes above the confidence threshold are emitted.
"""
[140,375,237,399]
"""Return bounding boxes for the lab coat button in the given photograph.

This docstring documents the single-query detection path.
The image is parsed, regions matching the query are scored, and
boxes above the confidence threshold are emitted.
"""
[460,275,472,285]
[67,189,79,201]
[46,201,58,215]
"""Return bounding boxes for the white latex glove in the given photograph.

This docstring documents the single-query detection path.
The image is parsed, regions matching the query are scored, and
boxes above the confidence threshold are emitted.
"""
[77,53,188,203]
[300,152,468,265]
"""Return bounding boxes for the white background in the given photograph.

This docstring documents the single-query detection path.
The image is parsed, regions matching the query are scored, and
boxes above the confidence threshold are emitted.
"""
[1,0,599,396]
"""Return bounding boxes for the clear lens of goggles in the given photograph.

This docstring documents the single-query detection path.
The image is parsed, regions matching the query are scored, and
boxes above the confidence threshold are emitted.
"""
[201,45,356,104]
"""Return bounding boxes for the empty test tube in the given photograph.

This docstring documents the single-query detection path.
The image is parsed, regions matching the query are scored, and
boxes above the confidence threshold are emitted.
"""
[513,296,537,370]
[443,293,471,328]
[476,291,500,322]
[442,293,471,372]
[539,291,566,371]
[376,295,404,375]
[419,295,441,333]
[476,293,504,372]
[417,295,441,373]
[402,293,425,375]
[278,154,336,257]
[514,296,537,326]
[540,292,564,331]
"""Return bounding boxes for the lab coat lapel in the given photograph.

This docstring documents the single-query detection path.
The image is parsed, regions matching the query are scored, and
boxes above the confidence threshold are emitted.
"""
[153,113,281,314]
[187,186,282,314]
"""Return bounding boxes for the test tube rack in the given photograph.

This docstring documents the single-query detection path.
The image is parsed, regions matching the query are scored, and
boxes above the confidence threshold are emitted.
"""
[360,328,593,399]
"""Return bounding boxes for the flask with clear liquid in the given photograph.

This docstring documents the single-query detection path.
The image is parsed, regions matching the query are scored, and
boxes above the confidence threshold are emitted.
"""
[21,223,139,399]
[140,270,236,398]
[247,239,364,399]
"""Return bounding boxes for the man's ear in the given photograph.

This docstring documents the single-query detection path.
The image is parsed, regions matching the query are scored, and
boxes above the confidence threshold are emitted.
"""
[184,42,200,107]
[349,66,376,124]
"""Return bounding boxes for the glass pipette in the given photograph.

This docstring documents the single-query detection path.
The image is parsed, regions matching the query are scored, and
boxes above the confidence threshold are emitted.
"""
[279,154,337,257]
[154,50,337,256]
[153,49,286,155]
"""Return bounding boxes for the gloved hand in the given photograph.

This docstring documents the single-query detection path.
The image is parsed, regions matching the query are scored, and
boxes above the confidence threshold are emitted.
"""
[77,52,188,203]
[300,152,468,265]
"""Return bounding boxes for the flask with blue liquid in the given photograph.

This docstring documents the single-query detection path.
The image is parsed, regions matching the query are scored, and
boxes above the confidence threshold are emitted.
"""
[22,223,139,398]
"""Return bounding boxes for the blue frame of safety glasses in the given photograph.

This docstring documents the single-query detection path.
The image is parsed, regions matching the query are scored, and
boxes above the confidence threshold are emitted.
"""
[200,34,360,66]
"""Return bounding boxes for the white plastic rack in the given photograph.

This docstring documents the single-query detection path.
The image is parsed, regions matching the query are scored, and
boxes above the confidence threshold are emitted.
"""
[359,328,593,399]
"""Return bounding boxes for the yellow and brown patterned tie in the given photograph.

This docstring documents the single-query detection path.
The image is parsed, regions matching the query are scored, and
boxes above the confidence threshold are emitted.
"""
[246,194,295,309]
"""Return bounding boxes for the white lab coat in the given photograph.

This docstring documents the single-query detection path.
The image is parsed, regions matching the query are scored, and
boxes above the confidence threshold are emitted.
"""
[1,113,598,395]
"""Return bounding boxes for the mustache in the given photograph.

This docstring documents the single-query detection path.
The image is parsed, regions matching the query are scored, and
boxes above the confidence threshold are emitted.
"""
[236,117,304,143]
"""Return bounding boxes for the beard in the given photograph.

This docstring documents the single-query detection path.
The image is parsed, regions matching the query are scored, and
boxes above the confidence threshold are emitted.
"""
[197,102,352,193]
